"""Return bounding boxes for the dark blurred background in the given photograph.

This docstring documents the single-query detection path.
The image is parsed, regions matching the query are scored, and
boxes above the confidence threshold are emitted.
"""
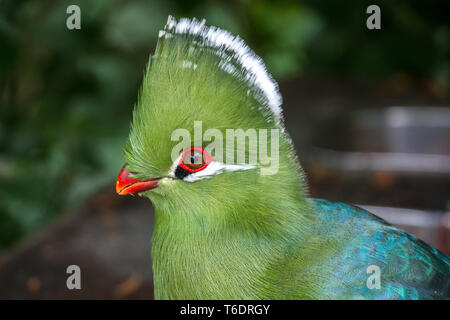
[0,0,448,299]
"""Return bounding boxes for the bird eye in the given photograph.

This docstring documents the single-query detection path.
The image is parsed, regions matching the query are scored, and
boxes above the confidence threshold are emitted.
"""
[178,147,212,173]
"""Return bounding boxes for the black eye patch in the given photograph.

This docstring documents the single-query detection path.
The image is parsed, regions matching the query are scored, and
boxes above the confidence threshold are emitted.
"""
[174,165,192,180]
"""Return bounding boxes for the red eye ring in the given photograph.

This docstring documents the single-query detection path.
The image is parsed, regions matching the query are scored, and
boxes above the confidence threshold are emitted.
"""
[178,147,213,173]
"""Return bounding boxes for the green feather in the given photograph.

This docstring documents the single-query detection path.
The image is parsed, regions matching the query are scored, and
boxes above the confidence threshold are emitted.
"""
[123,16,450,299]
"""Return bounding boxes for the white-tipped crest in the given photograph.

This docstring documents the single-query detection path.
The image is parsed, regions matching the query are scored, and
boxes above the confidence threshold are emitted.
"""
[159,16,284,125]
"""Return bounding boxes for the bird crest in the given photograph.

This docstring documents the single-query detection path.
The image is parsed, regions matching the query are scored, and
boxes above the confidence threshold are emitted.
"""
[125,16,289,179]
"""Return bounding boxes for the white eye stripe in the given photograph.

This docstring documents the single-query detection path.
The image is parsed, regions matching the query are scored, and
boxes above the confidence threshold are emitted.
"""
[168,154,255,182]
[183,161,255,182]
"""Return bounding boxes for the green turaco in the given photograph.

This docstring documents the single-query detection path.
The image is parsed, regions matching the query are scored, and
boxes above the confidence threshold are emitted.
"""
[116,16,450,299]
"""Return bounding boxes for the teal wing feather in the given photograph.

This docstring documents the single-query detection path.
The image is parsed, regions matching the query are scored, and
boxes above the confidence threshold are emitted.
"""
[311,199,450,299]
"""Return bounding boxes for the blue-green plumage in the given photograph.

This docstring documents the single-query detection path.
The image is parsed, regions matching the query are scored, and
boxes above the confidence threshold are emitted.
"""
[117,16,450,300]
[309,199,449,299]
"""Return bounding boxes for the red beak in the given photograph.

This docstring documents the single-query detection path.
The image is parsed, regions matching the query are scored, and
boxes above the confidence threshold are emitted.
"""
[116,164,160,195]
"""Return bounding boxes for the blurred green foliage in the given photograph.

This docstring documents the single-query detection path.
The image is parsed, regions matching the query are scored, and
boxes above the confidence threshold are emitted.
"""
[0,0,448,250]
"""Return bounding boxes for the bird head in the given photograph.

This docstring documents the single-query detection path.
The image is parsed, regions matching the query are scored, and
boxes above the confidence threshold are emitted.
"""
[116,16,307,227]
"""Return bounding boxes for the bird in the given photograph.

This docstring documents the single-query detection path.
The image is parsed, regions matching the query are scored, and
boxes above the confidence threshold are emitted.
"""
[116,16,450,299]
